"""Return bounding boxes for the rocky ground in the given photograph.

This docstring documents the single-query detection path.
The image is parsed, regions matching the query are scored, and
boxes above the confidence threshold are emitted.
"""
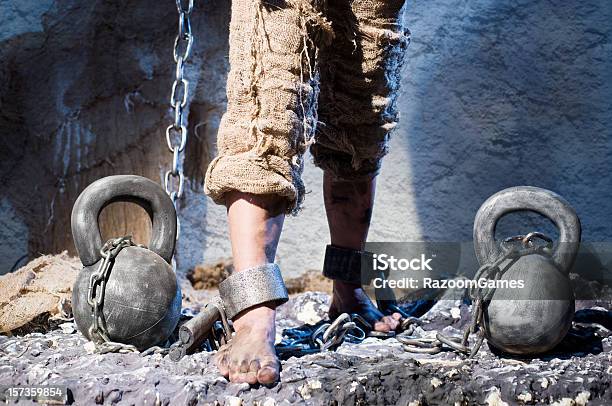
[1,290,611,405]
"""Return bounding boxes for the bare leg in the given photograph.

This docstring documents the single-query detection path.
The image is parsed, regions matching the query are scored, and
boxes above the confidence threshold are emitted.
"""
[323,172,401,332]
[215,191,285,385]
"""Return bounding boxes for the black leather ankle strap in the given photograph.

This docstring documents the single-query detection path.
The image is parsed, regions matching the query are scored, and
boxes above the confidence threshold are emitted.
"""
[322,244,373,285]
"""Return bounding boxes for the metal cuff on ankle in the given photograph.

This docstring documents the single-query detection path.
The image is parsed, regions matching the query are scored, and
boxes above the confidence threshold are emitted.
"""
[218,263,289,320]
[322,245,374,285]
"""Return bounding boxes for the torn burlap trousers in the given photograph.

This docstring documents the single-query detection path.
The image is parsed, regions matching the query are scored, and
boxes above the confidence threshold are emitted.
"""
[204,0,410,213]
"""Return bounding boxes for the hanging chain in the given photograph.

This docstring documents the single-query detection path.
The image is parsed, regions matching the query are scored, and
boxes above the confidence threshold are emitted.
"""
[402,232,553,358]
[81,2,196,355]
[164,0,195,269]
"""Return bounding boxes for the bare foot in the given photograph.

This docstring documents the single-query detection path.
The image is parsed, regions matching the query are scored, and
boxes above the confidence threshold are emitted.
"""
[328,281,401,332]
[215,305,279,384]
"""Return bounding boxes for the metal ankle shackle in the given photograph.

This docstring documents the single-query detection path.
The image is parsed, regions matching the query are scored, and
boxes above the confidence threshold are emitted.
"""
[71,175,182,351]
[472,186,581,355]
[169,263,290,361]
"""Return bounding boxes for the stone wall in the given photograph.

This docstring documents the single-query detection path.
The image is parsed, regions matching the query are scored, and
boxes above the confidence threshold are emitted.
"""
[1,0,610,278]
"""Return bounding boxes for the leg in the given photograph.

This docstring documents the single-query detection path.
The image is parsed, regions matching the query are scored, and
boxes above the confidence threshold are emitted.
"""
[313,0,410,330]
[204,0,330,385]
[215,192,285,385]
[323,173,400,332]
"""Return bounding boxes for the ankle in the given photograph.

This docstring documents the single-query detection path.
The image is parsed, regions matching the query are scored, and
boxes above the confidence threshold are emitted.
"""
[232,304,276,332]
[333,280,362,296]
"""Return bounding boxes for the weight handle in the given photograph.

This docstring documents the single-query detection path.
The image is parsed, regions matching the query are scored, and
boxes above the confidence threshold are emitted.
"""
[72,175,177,266]
[473,186,581,274]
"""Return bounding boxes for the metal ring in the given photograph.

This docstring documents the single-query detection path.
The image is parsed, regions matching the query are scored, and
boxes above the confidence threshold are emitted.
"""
[166,124,187,152]
[350,313,373,331]
[322,314,350,343]
[175,56,184,82]
[173,32,193,63]
[175,0,194,14]
[345,326,366,342]
[436,333,469,353]
[170,78,189,109]
[396,335,438,347]
[172,147,180,174]
[178,12,192,39]
[401,345,442,354]
[174,105,183,128]
[522,231,553,249]
[311,323,330,348]
[164,171,185,199]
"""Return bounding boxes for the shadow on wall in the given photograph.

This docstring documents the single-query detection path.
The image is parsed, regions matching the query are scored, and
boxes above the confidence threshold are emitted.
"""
[400,0,612,242]
[0,1,230,273]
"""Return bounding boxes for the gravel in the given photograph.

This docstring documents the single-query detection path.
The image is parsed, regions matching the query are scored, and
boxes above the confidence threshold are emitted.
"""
[0,292,610,405]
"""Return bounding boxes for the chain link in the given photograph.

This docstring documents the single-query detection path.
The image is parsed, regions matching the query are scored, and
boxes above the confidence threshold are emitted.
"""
[164,0,195,270]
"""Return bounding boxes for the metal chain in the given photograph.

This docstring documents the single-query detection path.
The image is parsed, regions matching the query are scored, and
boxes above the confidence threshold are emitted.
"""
[276,313,367,358]
[87,236,143,344]
[402,232,553,358]
[83,2,196,355]
[94,341,174,357]
[164,0,195,271]
[86,236,179,356]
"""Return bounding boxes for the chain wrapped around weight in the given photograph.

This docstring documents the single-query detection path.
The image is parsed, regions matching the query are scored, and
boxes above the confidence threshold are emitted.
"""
[71,175,182,352]
[401,187,581,357]
[83,236,179,356]
[401,232,555,357]
[86,236,141,343]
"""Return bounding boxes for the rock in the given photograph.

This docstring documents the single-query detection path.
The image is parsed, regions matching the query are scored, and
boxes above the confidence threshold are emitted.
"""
[430,377,442,388]
[517,392,533,403]
[84,341,96,354]
[275,291,330,338]
[225,396,242,406]
[575,391,591,406]
[262,398,276,406]
[485,388,509,406]
[59,323,76,334]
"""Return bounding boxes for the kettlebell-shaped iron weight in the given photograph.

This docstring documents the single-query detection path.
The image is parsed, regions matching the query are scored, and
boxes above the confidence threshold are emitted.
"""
[71,175,181,350]
[473,186,581,355]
